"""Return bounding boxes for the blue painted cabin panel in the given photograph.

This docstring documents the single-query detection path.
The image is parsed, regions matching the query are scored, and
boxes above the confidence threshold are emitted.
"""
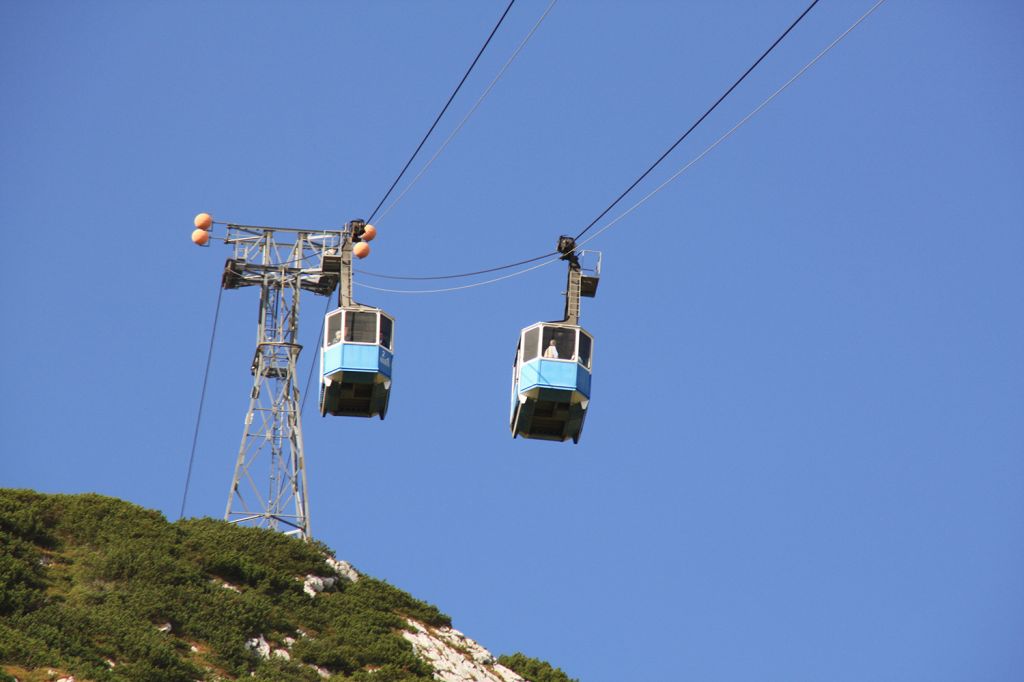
[323,343,392,378]
[517,359,590,397]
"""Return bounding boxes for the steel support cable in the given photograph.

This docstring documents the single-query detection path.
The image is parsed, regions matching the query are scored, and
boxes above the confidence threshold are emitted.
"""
[356,254,563,294]
[179,283,225,520]
[576,0,887,251]
[356,0,887,295]
[357,250,559,281]
[299,297,331,415]
[573,0,821,240]
[372,0,559,227]
[366,0,517,224]
[356,0,820,282]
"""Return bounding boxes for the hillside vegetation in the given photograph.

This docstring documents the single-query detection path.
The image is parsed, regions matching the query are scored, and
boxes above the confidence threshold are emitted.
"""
[0,490,575,682]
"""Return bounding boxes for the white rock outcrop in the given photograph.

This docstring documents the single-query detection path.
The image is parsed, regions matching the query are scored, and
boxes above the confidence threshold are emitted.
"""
[245,635,270,659]
[402,619,526,682]
[326,557,359,582]
[303,574,337,597]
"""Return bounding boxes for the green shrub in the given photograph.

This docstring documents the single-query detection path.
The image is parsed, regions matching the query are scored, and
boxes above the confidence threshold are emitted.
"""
[0,489,58,547]
[0,538,47,615]
[250,656,327,681]
[498,652,579,682]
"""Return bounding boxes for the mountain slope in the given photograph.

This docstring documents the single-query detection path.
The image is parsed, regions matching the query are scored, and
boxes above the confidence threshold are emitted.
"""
[0,490,576,682]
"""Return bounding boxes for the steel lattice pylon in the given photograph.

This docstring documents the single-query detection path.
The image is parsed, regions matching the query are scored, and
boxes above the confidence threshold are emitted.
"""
[220,223,349,541]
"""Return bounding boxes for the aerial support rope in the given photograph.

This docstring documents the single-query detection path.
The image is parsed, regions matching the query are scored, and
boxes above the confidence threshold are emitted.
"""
[179,283,224,520]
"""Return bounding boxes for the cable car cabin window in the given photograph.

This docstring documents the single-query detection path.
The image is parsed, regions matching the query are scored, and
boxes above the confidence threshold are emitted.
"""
[326,312,343,347]
[523,327,540,363]
[578,331,592,368]
[379,315,393,350]
[345,311,377,343]
[542,326,576,361]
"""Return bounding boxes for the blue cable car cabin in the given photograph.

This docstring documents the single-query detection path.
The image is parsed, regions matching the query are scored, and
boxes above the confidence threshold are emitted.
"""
[320,307,394,419]
[510,322,593,444]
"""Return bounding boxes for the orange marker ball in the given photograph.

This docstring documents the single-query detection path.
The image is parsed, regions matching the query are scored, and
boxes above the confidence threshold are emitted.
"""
[362,224,377,241]
[194,212,213,230]
[191,228,211,246]
[353,242,370,259]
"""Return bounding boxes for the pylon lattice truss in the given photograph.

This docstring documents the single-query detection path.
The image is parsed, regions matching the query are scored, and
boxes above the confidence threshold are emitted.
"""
[220,223,347,541]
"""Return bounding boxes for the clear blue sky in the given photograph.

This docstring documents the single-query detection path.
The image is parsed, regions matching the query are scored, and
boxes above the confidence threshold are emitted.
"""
[2,2,1022,680]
